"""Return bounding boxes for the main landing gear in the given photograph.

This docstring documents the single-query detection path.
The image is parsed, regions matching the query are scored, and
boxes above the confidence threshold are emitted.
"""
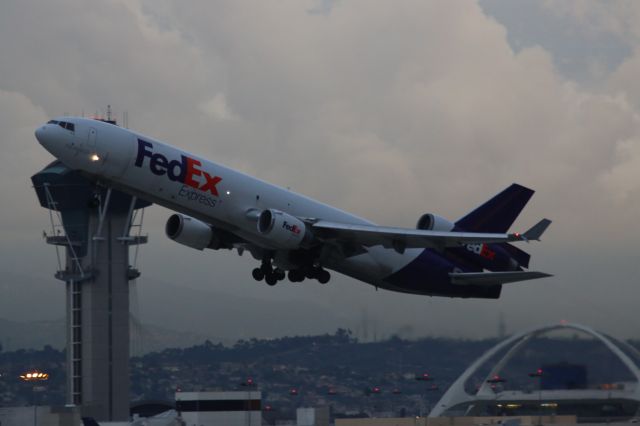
[251,261,285,286]
[251,260,330,286]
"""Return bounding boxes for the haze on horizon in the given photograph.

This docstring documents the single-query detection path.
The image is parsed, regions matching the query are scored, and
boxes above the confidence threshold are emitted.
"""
[1,0,640,345]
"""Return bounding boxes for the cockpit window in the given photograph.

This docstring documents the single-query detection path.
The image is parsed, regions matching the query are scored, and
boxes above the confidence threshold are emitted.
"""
[58,121,75,132]
[47,120,74,131]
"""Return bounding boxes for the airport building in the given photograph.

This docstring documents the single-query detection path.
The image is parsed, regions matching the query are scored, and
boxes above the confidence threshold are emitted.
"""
[430,323,640,422]
[335,415,578,426]
[0,390,262,426]
[297,406,330,426]
[175,390,262,426]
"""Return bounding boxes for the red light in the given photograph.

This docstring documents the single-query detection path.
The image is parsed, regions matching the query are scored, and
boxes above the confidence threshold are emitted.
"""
[416,372,432,381]
[529,369,544,378]
[487,375,506,384]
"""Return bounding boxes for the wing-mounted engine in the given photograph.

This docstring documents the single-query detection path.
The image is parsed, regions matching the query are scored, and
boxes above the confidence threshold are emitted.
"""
[257,209,311,249]
[165,214,232,250]
[416,213,455,232]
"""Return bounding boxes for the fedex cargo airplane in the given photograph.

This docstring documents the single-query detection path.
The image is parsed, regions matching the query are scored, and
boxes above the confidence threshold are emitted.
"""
[35,117,551,299]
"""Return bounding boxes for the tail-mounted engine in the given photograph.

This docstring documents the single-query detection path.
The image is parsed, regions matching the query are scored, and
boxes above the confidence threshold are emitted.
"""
[416,213,455,232]
[257,209,310,249]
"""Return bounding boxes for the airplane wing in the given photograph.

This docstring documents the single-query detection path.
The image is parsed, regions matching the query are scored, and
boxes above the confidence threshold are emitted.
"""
[311,219,550,253]
[449,271,552,286]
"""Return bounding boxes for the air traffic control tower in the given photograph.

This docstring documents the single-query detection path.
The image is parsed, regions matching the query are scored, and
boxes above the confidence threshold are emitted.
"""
[31,153,149,421]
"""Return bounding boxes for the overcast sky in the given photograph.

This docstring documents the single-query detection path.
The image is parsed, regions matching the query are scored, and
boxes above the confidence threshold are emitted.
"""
[2,0,640,344]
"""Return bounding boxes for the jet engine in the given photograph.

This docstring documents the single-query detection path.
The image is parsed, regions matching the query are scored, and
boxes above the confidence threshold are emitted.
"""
[257,209,309,249]
[165,214,215,250]
[416,213,455,232]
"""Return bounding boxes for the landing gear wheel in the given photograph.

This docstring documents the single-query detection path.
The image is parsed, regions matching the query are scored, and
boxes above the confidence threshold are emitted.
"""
[318,269,330,284]
[305,268,319,280]
[265,274,278,286]
[274,268,286,281]
[252,268,265,281]
[288,270,305,282]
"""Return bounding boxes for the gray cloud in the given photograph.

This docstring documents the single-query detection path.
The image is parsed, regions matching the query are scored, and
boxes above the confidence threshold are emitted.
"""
[481,0,633,85]
[1,0,639,342]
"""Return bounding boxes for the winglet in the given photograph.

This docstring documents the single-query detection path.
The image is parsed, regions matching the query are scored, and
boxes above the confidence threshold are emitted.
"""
[510,218,551,242]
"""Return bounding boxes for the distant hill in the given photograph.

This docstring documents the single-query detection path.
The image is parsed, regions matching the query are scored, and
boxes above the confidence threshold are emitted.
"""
[1,330,639,416]
[0,317,63,350]
[0,273,352,351]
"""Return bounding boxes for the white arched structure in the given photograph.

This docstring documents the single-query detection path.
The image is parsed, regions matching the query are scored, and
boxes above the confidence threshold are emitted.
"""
[430,323,640,417]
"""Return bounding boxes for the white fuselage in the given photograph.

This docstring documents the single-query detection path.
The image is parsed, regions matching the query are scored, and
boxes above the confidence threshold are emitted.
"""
[35,117,422,290]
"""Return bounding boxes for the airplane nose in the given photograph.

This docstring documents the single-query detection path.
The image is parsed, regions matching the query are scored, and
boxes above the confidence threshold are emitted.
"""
[35,126,46,144]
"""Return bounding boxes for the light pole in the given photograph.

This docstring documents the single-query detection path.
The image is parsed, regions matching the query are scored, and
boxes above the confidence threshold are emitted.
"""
[415,372,432,416]
[528,369,544,425]
[240,377,257,426]
[20,370,49,426]
[370,386,381,414]
[487,375,506,416]
[327,387,337,422]
[426,383,439,415]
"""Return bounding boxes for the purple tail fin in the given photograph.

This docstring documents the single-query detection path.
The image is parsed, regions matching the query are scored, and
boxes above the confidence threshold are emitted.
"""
[455,183,534,233]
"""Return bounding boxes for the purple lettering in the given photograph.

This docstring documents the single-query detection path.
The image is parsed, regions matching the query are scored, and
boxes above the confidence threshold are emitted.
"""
[150,153,168,175]
[135,139,153,167]
[134,138,223,197]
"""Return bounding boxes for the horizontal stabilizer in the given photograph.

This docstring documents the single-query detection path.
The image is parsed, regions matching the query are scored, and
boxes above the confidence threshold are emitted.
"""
[507,218,552,243]
[450,271,552,286]
[522,218,552,241]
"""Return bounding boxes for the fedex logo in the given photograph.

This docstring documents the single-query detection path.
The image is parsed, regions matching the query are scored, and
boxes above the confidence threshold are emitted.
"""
[134,139,222,196]
[465,243,496,260]
[282,221,301,235]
